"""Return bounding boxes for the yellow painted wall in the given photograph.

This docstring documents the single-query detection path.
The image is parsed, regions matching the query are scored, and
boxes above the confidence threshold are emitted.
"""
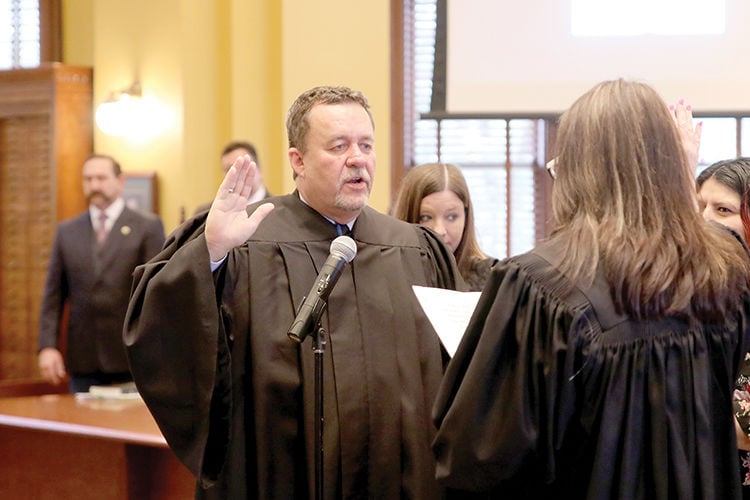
[278,1,391,204]
[61,0,391,233]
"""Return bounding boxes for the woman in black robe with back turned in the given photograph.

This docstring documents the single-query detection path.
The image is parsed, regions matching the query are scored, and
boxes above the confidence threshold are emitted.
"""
[432,80,750,499]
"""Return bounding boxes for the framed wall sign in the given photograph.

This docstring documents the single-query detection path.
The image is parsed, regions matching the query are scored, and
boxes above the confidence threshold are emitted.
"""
[122,172,158,214]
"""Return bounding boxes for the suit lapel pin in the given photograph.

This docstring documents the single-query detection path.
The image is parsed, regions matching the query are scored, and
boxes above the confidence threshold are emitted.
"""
[121,225,131,235]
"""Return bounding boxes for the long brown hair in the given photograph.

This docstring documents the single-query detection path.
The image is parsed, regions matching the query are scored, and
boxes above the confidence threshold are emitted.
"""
[550,79,750,321]
[392,163,487,278]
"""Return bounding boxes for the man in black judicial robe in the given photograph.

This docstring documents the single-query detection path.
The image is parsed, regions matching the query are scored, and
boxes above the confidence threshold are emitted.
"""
[124,86,462,499]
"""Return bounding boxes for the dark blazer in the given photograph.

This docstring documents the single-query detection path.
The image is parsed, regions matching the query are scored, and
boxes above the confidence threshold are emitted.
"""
[38,205,165,375]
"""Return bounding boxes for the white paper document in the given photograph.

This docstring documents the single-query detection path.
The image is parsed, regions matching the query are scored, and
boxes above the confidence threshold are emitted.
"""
[412,285,481,357]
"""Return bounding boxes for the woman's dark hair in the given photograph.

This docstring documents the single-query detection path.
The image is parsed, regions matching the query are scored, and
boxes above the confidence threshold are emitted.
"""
[696,157,750,242]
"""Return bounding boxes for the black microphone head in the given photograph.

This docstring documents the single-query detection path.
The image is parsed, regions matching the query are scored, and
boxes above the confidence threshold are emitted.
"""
[330,235,357,263]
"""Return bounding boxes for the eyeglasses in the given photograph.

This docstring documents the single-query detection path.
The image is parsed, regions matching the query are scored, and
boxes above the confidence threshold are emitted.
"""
[545,158,557,180]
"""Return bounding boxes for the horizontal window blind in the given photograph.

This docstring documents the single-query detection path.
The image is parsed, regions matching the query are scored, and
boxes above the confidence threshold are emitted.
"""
[405,0,750,258]
[410,0,544,258]
[0,0,40,69]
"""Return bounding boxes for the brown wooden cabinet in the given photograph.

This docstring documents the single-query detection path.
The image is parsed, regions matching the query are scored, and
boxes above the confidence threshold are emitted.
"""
[0,63,93,379]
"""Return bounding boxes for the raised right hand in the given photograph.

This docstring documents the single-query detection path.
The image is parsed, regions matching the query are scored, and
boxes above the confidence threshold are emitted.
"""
[670,99,702,175]
[205,154,275,262]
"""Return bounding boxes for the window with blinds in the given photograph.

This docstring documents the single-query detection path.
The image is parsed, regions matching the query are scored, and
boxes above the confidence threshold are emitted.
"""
[409,0,547,259]
[404,0,750,259]
[0,0,40,69]
[697,116,750,166]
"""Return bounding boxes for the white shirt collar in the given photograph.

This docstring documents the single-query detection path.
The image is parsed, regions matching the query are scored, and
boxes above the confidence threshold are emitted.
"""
[90,197,125,231]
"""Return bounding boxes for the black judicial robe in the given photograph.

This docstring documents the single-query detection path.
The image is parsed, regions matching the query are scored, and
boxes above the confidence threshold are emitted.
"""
[433,240,750,499]
[124,192,462,499]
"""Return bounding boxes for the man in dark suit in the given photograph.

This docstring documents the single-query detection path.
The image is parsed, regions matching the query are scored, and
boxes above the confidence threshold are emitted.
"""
[193,140,270,215]
[38,154,165,393]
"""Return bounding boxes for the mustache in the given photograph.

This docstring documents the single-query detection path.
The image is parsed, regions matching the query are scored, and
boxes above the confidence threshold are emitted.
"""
[87,191,107,201]
[341,170,371,185]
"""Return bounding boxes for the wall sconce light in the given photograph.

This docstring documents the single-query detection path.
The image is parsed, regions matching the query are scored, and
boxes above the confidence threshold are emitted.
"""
[95,81,169,140]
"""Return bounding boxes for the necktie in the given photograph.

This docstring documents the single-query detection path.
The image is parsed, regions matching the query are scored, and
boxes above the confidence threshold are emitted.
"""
[96,212,108,246]
[336,223,351,236]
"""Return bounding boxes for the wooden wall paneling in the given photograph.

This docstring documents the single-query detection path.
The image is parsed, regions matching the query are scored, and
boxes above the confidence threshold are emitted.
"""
[0,64,93,379]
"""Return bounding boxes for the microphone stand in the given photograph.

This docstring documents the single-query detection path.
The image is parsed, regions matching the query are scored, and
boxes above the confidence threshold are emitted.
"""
[312,323,327,500]
[288,236,356,500]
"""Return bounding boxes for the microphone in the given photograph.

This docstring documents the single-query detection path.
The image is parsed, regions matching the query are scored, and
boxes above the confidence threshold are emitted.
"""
[287,235,357,343]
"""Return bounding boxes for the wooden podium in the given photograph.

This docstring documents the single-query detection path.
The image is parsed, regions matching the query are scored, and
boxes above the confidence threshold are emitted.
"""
[0,394,194,499]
